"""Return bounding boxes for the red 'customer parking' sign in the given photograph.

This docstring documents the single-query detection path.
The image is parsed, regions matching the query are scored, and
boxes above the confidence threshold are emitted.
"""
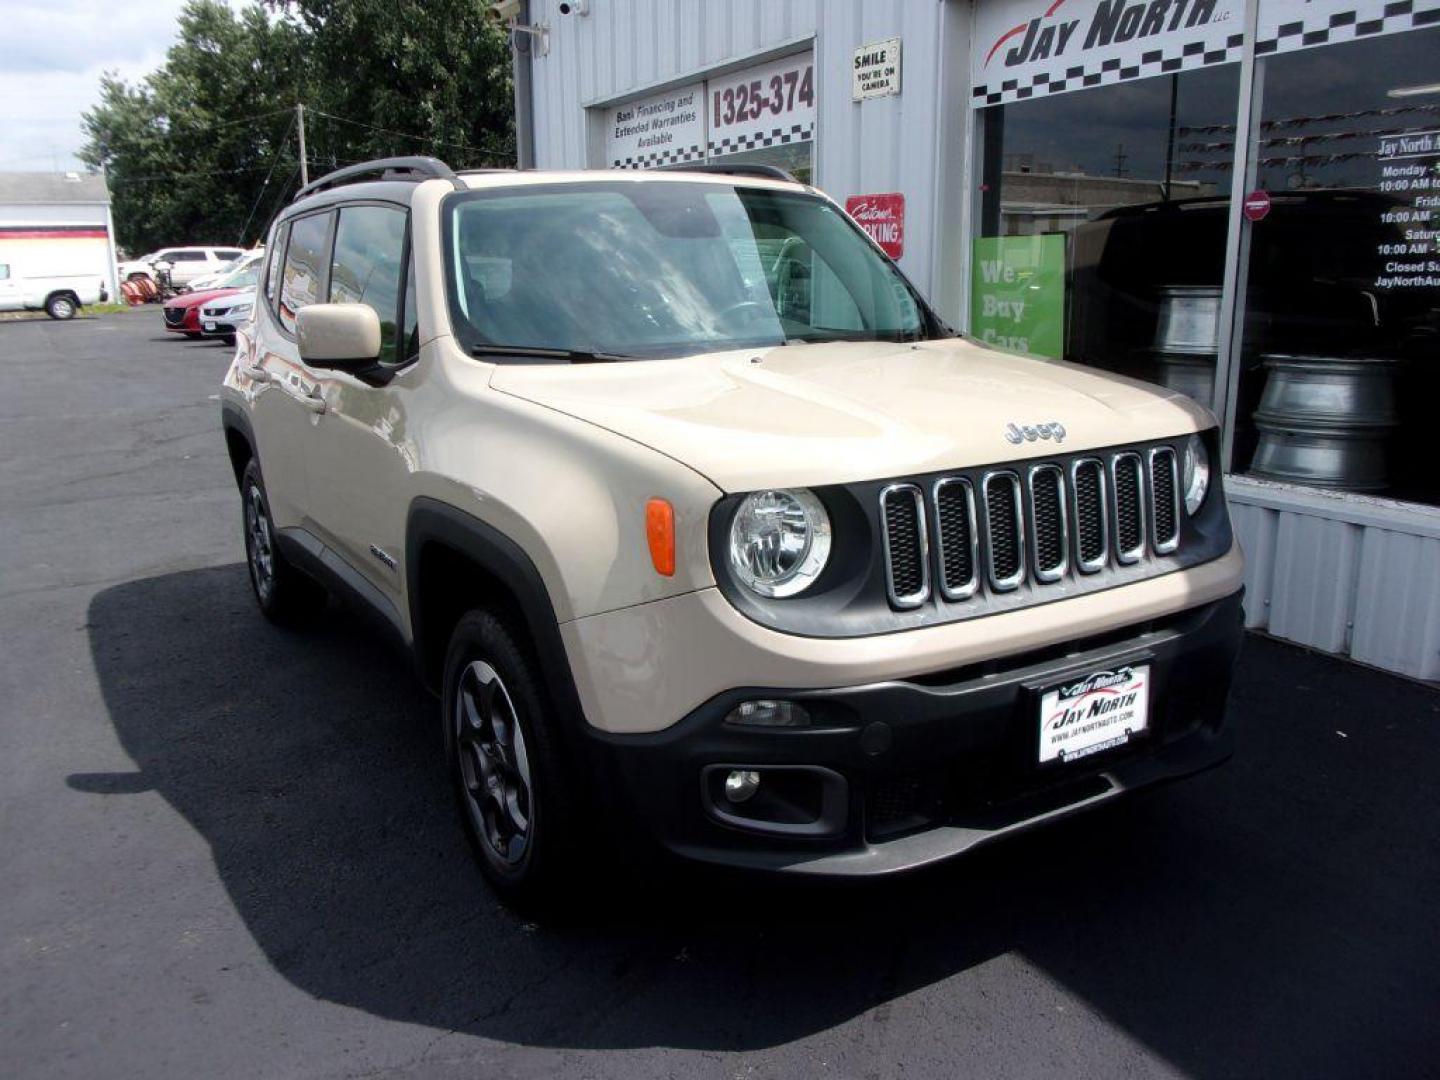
[845,193,905,259]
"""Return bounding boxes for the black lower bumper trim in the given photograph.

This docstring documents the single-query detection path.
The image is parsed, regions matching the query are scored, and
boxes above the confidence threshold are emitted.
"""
[588,589,1245,876]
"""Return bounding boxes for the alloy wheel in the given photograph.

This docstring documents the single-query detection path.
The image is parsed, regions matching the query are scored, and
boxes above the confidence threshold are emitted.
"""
[244,483,275,602]
[454,659,533,866]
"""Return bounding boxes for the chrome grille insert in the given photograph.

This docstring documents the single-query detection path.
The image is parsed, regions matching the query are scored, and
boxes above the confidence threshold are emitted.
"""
[981,471,1025,591]
[1071,458,1109,573]
[933,477,979,600]
[1026,464,1069,583]
[1149,447,1180,554]
[879,483,929,609]
[876,443,1179,611]
[1110,452,1146,564]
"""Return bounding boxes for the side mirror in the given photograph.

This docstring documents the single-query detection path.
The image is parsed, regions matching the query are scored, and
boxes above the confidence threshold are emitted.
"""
[296,303,381,370]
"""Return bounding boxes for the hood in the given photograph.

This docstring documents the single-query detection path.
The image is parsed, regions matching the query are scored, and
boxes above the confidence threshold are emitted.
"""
[204,289,255,312]
[488,337,1214,493]
[166,287,239,311]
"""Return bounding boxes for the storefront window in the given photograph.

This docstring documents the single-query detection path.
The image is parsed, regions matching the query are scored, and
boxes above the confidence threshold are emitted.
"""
[972,64,1240,404]
[1226,27,1440,506]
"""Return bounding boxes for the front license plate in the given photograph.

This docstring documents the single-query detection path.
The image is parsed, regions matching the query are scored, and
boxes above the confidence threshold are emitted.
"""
[203,321,216,331]
[1038,664,1150,764]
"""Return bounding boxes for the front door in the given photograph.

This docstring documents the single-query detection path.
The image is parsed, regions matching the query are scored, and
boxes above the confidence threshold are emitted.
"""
[247,211,334,532]
[300,203,416,614]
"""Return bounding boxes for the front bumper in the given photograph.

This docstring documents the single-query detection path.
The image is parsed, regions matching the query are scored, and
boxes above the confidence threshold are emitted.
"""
[163,308,198,333]
[589,588,1244,875]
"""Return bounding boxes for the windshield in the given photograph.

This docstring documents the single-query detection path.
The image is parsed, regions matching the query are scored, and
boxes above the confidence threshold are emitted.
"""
[443,181,941,360]
[218,263,259,290]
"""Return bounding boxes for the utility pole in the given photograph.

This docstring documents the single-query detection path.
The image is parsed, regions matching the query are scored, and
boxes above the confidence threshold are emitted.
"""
[296,103,308,187]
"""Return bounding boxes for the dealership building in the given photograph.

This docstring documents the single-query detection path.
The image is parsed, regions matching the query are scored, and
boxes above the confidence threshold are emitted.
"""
[510,0,1440,680]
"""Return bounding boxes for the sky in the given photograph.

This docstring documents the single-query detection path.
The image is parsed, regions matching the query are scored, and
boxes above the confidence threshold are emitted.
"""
[0,0,233,173]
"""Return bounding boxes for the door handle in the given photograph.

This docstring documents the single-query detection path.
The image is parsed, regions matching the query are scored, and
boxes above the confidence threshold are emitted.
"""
[240,363,271,383]
[301,386,327,414]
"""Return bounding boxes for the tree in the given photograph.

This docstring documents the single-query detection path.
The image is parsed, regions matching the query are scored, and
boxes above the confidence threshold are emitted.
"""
[81,0,513,253]
[275,0,514,172]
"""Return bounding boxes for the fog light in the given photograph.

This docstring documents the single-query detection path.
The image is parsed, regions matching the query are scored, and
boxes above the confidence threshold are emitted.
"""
[724,769,761,803]
[725,700,810,728]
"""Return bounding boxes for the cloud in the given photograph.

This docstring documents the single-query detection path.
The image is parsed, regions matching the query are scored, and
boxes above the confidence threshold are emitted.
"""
[0,0,242,171]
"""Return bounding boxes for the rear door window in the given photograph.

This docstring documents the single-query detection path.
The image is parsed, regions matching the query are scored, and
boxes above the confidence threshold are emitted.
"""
[279,212,332,335]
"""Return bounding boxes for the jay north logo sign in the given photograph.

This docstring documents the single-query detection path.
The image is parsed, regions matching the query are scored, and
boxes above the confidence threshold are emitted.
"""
[984,0,1222,68]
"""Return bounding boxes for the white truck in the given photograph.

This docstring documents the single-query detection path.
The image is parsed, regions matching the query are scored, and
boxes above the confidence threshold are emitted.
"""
[0,260,107,319]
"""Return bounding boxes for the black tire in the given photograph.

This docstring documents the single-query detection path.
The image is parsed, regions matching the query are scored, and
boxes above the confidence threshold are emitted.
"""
[240,459,324,622]
[223,333,237,346]
[443,610,585,907]
[45,293,77,320]
[184,331,203,340]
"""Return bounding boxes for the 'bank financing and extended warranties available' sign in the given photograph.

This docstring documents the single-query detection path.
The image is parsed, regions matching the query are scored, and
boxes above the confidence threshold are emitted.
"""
[605,83,706,169]
[970,0,1243,105]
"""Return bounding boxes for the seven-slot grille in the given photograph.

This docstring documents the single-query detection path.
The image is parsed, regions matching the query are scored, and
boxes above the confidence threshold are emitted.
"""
[881,445,1183,609]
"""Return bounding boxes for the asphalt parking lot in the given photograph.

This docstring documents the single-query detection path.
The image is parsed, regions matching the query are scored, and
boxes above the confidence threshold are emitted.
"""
[2,308,1438,1079]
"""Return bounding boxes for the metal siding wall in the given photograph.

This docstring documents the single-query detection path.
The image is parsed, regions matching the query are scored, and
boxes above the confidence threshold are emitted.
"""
[1268,514,1361,654]
[1352,529,1440,681]
[1230,486,1440,682]
[1230,500,1276,632]
[813,0,944,294]
[526,0,943,294]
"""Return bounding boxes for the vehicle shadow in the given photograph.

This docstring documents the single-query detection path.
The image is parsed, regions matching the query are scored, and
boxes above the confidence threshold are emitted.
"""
[78,566,1440,1074]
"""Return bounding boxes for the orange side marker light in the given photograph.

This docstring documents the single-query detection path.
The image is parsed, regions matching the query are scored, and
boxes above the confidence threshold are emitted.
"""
[646,498,675,577]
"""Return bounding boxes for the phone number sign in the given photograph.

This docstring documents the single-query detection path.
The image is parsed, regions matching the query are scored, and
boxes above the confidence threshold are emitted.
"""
[707,53,816,158]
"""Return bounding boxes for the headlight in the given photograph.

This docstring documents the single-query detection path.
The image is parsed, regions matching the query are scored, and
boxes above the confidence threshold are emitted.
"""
[229,303,252,319]
[727,488,831,597]
[1182,434,1210,515]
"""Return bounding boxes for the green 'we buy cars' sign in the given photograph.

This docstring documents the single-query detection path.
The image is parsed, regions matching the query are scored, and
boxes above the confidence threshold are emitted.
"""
[970,234,1065,359]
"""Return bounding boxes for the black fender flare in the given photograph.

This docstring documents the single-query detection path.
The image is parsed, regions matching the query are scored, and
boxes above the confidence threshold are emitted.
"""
[219,400,256,489]
[405,497,588,730]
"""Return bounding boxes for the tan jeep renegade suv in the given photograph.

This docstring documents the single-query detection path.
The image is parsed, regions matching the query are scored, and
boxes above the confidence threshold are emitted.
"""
[219,157,1245,902]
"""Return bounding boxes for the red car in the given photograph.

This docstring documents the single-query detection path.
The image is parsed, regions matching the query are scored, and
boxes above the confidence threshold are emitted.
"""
[161,261,260,338]
[163,286,241,338]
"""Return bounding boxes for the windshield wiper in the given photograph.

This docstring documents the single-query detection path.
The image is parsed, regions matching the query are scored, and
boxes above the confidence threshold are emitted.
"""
[468,343,632,363]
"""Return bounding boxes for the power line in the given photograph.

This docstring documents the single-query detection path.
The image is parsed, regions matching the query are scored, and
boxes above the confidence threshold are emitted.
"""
[105,163,296,184]
[236,111,298,246]
[249,166,303,247]
[307,108,509,158]
[186,106,296,133]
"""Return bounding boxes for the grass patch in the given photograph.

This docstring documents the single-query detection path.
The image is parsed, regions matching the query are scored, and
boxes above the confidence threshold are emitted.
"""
[0,302,142,322]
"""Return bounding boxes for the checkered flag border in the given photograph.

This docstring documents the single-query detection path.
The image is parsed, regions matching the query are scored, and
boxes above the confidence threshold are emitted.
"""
[971,2,1439,107]
[708,122,815,158]
[611,144,707,170]
[1255,0,1440,57]
[971,32,1245,106]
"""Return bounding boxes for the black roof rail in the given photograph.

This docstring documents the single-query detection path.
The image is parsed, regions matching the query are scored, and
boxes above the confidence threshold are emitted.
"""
[649,162,800,184]
[294,156,463,201]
